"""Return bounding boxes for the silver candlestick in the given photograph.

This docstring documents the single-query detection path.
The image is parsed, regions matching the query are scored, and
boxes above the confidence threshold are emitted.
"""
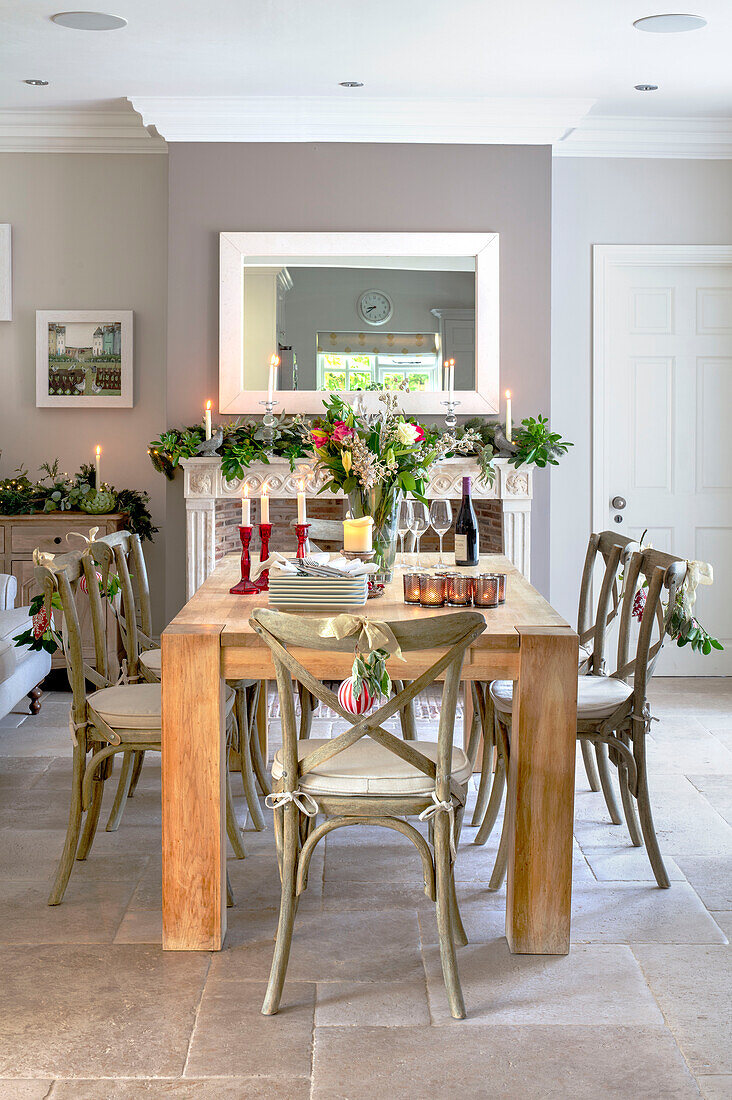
[259,399,279,447]
[441,398,461,431]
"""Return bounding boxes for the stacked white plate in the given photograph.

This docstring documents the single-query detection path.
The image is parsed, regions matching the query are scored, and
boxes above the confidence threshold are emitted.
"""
[268,574,369,610]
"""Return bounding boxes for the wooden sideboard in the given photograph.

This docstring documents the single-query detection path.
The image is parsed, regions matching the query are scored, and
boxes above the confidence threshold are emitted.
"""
[0,512,126,669]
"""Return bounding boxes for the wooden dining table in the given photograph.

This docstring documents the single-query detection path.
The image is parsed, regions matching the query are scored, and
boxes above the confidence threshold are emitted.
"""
[161,552,579,955]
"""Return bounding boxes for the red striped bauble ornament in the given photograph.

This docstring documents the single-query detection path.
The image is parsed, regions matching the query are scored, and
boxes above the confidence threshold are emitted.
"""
[79,570,103,594]
[337,677,373,715]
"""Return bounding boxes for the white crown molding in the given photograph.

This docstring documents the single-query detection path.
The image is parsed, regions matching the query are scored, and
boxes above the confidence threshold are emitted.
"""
[0,109,167,153]
[130,95,595,145]
[554,115,732,159]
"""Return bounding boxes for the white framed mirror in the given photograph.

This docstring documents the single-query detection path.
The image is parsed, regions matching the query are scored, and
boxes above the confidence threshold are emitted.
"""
[219,231,499,416]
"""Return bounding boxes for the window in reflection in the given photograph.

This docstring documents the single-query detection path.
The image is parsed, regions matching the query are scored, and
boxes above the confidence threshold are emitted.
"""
[316,351,439,392]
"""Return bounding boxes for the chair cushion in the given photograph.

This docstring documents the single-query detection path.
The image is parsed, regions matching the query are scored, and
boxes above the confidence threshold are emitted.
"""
[139,648,162,674]
[87,683,161,730]
[490,676,633,721]
[271,738,472,796]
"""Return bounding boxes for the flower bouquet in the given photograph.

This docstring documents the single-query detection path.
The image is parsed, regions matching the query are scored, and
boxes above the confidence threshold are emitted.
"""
[309,393,470,581]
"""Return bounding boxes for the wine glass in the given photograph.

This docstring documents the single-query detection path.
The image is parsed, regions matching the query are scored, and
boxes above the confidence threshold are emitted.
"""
[430,500,452,568]
[410,502,430,569]
[397,498,413,569]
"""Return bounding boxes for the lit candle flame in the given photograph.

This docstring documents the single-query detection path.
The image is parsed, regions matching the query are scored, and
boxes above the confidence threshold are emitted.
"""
[95,445,101,457]
[206,399,212,410]
[505,390,511,399]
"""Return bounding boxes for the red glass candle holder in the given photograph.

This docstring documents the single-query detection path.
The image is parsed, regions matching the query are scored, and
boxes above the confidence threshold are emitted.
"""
[229,526,260,594]
[256,523,272,591]
[295,523,310,559]
[403,572,421,604]
[474,573,499,608]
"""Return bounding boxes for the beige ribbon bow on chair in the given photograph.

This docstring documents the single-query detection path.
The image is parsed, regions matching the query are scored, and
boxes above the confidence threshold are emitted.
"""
[681,560,714,617]
[316,614,405,660]
[65,527,100,551]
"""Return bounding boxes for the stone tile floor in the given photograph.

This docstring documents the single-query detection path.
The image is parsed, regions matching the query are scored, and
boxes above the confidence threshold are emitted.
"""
[0,678,729,1099]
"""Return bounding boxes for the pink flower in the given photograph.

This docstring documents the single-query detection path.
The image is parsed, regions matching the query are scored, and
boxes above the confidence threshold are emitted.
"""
[310,428,330,448]
[332,421,354,444]
[413,424,425,443]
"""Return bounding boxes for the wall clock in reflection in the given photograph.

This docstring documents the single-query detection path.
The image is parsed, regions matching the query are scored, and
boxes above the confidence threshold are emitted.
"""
[357,289,393,326]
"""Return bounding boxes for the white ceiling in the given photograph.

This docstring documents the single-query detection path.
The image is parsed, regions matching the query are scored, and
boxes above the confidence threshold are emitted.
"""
[1,0,732,151]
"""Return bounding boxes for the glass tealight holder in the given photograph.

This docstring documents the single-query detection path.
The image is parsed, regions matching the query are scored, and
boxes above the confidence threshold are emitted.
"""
[495,573,507,604]
[403,572,422,605]
[447,573,473,606]
[474,573,500,608]
[419,573,447,608]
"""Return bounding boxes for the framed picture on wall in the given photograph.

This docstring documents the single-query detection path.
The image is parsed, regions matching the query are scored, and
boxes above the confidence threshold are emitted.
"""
[35,310,133,408]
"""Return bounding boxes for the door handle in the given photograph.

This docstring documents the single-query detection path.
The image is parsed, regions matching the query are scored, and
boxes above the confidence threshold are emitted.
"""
[611,496,627,510]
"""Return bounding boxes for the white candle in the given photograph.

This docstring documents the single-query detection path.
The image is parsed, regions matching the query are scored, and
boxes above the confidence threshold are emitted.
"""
[297,480,307,524]
[505,389,512,443]
[204,400,212,441]
[343,516,373,553]
[447,358,455,401]
[95,445,101,488]
[260,485,270,525]
[241,484,250,526]
[267,354,279,403]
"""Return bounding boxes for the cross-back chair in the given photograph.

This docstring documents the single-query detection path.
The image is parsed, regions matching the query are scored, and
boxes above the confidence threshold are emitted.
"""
[486,544,687,889]
[93,532,269,837]
[41,545,246,905]
[250,607,486,1020]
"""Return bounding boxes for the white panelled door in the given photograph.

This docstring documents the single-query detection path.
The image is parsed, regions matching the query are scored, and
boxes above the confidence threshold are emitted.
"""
[594,246,732,675]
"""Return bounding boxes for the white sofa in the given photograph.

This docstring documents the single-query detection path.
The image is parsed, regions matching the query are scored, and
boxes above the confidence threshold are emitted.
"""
[0,574,52,721]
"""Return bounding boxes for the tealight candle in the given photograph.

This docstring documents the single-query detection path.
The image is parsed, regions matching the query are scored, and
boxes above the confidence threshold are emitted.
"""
[403,572,421,604]
[447,573,473,606]
[241,484,250,526]
[343,516,373,553]
[297,480,307,524]
[204,399,212,441]
[95,445,101,488]
[474,573,499,608]
[260,485,269,525]
[419,574,447,608]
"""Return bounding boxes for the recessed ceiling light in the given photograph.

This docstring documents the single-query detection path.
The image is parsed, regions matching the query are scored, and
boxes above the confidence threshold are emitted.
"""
[339,81,364,88]
[24,79,49,86]
[635,83,659,91]
[633,13,707,33]
[51,11,127,30]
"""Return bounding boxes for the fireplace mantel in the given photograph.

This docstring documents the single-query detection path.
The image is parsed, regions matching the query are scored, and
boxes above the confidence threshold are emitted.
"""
[181,456,533,598]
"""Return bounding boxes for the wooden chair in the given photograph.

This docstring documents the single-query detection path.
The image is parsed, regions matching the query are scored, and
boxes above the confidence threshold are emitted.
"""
[250,606,486,1019]
[94,532,269,836]
[40,547,245,906]
[288,517,343,554]
[486,545,686,889]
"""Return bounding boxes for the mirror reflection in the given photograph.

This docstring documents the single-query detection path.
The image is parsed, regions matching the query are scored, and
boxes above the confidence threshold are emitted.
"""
[242,256,475,393]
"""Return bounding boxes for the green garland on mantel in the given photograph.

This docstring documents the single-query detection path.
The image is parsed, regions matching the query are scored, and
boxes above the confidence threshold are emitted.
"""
[148,412,573,485]
[0,459,157,542]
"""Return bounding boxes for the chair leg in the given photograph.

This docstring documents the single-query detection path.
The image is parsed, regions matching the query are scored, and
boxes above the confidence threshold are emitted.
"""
[595,742,623,825]
[226,761,247,859]
[226,869,234,907]
[448,869,468,948]
[618,734,643,847]
[434,813,465,1019]
[393,680,417,741]
[580,738,601,792]
[298,683,314,740]
[105,750,135,832]
[262,805,300,1015]
[236,688,266,832]
[76,752,111,861]
[474,758,506,847]
[634,732,670,888]
[470,717,494,827]
[127,751,145,797]
[248,684,271,797]
[487,808,510,892]
[48,742,85,905]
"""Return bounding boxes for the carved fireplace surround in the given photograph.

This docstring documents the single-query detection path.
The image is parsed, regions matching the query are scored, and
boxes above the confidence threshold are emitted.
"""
[182,457,533,599]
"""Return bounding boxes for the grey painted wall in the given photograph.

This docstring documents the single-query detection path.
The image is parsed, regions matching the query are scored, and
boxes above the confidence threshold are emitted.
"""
[167,142,552,620]
[0,152,169,628]
[550,157,732,624]
[278,265,475,390]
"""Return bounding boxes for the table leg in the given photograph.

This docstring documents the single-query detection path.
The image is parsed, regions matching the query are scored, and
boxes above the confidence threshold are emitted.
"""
[162,628,226,950]
[505,627,578,954]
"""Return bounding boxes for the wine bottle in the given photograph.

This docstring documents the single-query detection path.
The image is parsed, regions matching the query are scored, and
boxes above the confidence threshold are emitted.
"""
[454,476,479,566]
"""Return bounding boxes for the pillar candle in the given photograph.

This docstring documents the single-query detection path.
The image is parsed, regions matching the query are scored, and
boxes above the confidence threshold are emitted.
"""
[204,400,212,441]
[297,481,307,524]
[268,355,279,403]
[241,484,250,526]
[343,516,373,552]
[260,486,270,525]
[505,390,512,443]
[95,445,101,488]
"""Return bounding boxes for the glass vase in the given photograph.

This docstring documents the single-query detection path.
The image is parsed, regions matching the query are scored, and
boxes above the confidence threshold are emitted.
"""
[348,485,400,584]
